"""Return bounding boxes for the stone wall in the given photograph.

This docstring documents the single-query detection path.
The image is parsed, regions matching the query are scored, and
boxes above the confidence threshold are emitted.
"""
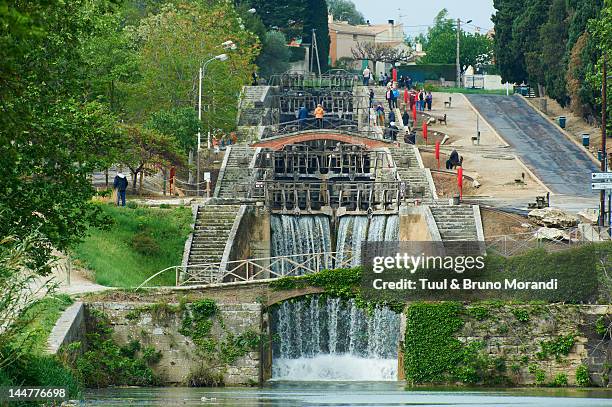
[401,304,612,386]
[87,301,262,386]
[47,302,86,355]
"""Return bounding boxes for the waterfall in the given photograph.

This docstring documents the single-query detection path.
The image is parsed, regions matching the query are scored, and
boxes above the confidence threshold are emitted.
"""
[336,215,399,267]
[271,295,400,381]
[271,215,332,275]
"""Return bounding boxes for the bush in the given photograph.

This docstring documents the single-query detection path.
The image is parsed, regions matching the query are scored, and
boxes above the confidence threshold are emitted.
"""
[576,365,591,387]
[127,201,138,209]
[553,373,568,387]
[131,232,161,256]
[512,308,530,323]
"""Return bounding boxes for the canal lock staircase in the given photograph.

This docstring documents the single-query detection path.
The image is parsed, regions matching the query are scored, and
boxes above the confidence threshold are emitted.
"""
[214,145,256,199]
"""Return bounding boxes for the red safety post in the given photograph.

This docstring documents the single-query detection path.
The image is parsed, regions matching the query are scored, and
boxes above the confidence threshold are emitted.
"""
[435,140,440,169]
[392,67,397,82]
[412,102,417,122]
[457,166,463,200]
[422,121,428,145]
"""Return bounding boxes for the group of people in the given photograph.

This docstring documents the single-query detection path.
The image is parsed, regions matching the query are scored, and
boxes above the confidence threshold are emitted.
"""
[297,104,326,129]
[362,67,414,89]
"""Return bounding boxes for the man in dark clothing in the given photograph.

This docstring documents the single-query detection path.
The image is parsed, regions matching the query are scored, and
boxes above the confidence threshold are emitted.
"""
[386,122,399,141]
[298,105,309,129]
[113,172,128,206]
[369,89,375,108]
[388,110,396,124]
[402,110,410,127]
[446,149,462,170]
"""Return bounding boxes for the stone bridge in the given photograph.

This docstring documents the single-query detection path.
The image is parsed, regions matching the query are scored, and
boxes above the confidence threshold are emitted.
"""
[251,129,392,150]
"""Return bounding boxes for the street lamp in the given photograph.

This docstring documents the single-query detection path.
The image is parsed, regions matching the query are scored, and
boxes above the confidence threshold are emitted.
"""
[456,18,472,87]
[195,40,237,196]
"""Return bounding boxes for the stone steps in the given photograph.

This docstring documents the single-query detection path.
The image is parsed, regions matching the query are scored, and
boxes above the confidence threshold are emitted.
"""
[215,145,255,199]
[187,204,241,268]
[430,205,479,241]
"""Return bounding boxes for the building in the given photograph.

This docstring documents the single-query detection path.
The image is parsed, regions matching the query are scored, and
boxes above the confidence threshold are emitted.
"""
[328,16,418,74]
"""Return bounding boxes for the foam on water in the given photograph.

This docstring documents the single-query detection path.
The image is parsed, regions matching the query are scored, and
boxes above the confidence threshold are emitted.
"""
[272,354,398,381]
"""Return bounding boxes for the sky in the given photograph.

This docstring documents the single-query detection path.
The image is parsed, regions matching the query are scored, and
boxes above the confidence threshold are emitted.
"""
[350,0,496,37]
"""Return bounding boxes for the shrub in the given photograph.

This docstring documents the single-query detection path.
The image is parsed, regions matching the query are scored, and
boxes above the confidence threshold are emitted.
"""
[595,316,608,337]
[127,201,138,209]
[553,373,568,387]
[511,308,530,323]
[576,365,591,387]
[131,232,160,256]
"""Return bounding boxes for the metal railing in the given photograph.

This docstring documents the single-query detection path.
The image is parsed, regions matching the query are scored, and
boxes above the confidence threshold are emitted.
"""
[137,251,354,289]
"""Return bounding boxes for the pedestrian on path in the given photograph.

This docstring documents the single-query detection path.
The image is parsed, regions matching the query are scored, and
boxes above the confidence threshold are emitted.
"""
[113,172,128,207]
[426,91,433,111]
[369,89,375,108]
[375,104,385,126]
[298,105,309,129]
[314,104,325,128]
[418,90,425,111]
[362,66,371,86]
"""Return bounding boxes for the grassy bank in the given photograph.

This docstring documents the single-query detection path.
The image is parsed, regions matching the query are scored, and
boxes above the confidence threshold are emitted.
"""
[0,294,81,399]
[428,86,508,95]
[72,204,192,287]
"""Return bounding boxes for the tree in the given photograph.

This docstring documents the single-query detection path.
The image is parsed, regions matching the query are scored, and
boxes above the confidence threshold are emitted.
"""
[351,41,413,70]
[540,0,568,104]
[303,0,331,72]
[417,9,493,74]
[125,2,259,132]
[492,0,528,83]
[146,107,200,154]
[121,126,186,193]
[0,0,124,268]
[256,31,291,78]
[328,0,365,25]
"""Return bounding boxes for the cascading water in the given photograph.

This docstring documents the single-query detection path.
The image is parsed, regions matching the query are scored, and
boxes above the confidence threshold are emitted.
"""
[336,215,399,266]
[271,215,332,274]
[271,295,400,381]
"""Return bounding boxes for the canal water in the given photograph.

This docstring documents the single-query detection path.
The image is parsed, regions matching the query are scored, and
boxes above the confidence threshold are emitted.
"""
[84,382,612,406]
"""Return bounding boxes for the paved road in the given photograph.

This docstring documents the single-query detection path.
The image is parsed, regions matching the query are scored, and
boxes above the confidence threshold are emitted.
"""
[466,94,598,198]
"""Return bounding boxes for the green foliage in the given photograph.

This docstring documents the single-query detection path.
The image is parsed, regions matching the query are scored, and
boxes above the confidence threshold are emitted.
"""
[595,316,608,337]
[418,9,493,74]
[256,31,291,78]
[327,0,365,25]
[576,364,591,387]
[131,232,161,256]
[553,372,569,387]
[511,308,530,323]
[71,204,192,287]
[67,309,160,388]
[537,334,576,360]
[146,107,200,154]
[466,306,490,321]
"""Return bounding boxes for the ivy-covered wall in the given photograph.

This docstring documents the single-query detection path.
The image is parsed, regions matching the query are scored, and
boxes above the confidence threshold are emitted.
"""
[402,302,612,387]
[86,301,262,386]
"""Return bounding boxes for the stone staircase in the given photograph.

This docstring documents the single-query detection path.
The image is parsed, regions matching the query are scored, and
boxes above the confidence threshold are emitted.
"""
[187,204,241,268]
[390,145,434,199]
[430,204,480,241]
[214,145,255,199]
[237,86,271,126]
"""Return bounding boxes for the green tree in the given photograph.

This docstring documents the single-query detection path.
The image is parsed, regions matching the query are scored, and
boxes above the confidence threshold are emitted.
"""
[121,125,186,193]
[125,2,259,133]
[256,31,291,78]
[303,0,331,72]
[418,9,492,75]
[328,0,365,25]
[492,0,528,83]
[540,0,568,104]
[0,0,123,267]
[514,0,552,90]
[146,107,200,154]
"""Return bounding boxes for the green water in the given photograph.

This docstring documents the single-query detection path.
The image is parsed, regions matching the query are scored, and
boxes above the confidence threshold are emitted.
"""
[83,382,612,406]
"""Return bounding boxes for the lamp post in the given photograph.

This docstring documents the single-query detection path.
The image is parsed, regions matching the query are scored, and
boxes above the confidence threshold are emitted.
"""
[456,18,472,88]
[196,51,230,197]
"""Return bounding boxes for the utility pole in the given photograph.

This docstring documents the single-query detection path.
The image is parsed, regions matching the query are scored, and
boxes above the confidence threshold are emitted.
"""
[601,54,608,227]
[312,28,321,77]
[456,18,461,87]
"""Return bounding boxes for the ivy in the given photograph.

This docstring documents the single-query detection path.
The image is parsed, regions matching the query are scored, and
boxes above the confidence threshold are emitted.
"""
[595,316,608,337]
[511,308,530,323]
[576,364,591,387]
[536,334,575,360]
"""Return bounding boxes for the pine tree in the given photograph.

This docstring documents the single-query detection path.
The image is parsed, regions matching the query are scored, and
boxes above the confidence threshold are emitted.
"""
[303,0,331,72]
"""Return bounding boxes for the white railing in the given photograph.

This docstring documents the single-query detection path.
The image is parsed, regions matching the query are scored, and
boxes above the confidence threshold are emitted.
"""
[136,251,354,290]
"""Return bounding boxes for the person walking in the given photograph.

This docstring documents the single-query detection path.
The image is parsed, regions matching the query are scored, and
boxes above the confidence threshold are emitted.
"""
[388,109,396,124]
[314,104,325,128]
[375,103,385,126]
[362,66,371,86]
[113,172,128,207]
[402,109,410,128]
[369,88,375,108]
[392,85,399,109]
[418,89,425,111]
[426,91,433,111]
[385,86,393,110]
[298,105,309,129]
